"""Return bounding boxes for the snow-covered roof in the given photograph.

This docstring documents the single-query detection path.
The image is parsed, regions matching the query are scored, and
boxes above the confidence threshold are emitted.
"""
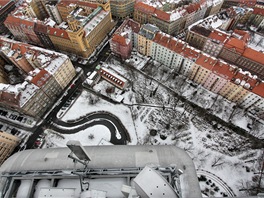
[0,37,70,109]
[83,9,109,37]
[0,145,202,198]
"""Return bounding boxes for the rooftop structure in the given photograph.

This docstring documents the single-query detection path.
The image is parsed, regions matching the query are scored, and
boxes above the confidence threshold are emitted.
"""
[0,145,202,198]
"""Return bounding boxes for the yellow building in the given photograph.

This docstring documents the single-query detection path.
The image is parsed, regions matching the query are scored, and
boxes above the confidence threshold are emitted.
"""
[45,57,76,89]
[218,81,248,103]
[51,0,113,58]
[0,131,20,165]
[135,24,159,56]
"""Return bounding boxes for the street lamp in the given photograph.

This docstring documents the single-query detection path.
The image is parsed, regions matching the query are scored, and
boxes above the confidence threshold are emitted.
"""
[67,140,91,192]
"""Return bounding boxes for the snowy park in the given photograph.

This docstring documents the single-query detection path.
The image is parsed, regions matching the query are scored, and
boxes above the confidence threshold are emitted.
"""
[43,54,264,197]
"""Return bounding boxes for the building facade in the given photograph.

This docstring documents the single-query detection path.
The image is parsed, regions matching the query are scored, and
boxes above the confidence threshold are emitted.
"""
[0,131,20,165]
[99,67,128,89]
[110,19,140,59]
[45,3,63,24]
[0,0,16,34]
[249,6,264,31]
[29,0,49,20]
[110,0,135,19]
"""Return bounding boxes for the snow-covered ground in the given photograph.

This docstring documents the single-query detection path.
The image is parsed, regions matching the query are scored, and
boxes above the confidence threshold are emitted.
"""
[42,54,263,197]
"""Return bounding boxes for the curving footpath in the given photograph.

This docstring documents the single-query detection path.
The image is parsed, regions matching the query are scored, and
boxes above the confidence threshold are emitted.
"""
[196,169,236,197]
[50,111,130,145]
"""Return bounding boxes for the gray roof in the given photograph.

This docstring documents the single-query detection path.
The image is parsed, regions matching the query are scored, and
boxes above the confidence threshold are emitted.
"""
[0,145,202,198]
[138,24,159,40]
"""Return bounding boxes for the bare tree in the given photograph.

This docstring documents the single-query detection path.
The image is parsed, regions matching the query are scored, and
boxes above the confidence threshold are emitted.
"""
[211,155,228,169]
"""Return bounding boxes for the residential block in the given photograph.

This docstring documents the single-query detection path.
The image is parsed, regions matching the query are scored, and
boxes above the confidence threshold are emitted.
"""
[0,37,76,118]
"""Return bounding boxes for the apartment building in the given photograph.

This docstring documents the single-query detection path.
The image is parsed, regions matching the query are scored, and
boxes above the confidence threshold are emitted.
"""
[34,20,55,50]
[202,29,230,57]
[4,0,113,58]
[221,0,257,9]
[110,0,135,19]
[0,37,76,118]
[110,19,140,59]
[184,2,207,29]
[134,1,188,35]
[186,8,264,79]
[0,58,8,84]
[133,0,223,35]
[29,0,49,20]
[186,7,249,50]
[204,0,224,17]
[132,24,264,118]
[134,24,159,56]
[45,2,63,24]
[0,131,20,165]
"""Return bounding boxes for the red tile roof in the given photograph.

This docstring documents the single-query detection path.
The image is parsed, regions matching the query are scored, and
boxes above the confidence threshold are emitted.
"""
[209,30,229,43]
[242,48,264,65]
[4,15,21,26]
[252,81,264,97]
[112,34,128,46]
[232,70,258,88]
[240,0,257,7]
[253,7,264,16]
[21,19,35,28]
[154,9,170,22]
[153,32,186,54]
[5,14,36,31]
[10,43,29,55]
[195,54,217,70]
[116,18,140,34]
[134,2,155,14]
[0,0,11,7]
[224,37,246,54]
[58,0,97,9]
[127,19,141,33]
[31,69,51,88]
[47,26,69,39]
[0,91,20,107]
[212,61,234,80]
[185,3,201,14]
[233,29,250,42]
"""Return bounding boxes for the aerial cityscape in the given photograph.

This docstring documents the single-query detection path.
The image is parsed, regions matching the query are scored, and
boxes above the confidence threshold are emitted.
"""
[0,0,263,197]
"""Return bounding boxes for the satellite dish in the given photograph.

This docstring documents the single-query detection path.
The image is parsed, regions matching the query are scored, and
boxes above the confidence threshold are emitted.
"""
[67,140,91,161]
